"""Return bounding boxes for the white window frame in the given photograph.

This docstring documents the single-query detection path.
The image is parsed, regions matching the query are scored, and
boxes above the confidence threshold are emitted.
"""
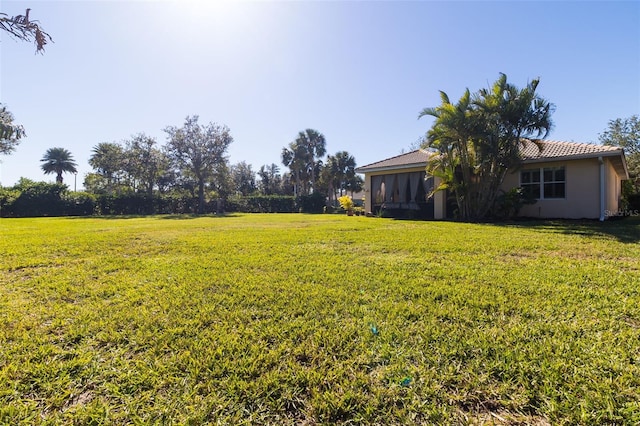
[520,166,566,200]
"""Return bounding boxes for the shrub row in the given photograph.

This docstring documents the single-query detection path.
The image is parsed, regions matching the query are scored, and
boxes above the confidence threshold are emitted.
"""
[226,195,296,213]
[1,182,328,217]
[0,183,96,217]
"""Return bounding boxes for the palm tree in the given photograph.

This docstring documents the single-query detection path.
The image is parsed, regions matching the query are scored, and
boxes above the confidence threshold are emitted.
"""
[281,141,309,196]
[471,74,553,218]
[40,147,77,184]
[295,129,326,193]
[89,142,125,192]
[419,88,478,219]
[419,74,554,220]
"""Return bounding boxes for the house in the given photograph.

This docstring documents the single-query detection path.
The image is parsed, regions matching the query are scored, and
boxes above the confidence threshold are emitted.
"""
[355,140,628,220]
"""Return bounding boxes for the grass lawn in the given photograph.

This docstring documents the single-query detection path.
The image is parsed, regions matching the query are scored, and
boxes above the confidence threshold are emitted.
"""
[1,214,639,425]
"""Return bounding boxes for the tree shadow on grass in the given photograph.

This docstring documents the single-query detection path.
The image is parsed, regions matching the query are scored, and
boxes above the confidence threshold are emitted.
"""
[495,216,640,244]
[159,213,240,220]
[65,213,241,220]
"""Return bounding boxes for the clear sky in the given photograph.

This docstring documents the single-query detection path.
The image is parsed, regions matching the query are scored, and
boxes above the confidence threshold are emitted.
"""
[1,0,639,188]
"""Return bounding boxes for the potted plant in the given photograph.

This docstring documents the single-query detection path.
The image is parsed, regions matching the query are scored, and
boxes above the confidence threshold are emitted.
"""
[338,195,354,216]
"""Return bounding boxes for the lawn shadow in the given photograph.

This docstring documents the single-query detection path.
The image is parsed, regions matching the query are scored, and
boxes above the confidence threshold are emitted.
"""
[159,213,240,220]
[495,216,640,244]
[65,213,241,220]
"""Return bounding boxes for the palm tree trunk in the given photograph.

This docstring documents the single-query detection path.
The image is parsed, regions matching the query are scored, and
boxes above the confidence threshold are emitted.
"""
[310,161,316,193]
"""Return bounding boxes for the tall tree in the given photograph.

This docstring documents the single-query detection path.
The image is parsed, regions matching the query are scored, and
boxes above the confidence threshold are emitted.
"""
[211,160,233,204]
[321,151,358,206]
[281,142,309,196]
[419,89,477,219]
[231,161,257,196]
[599,115,640,155]
[40,147,77,184]
[281,129,326,196]
[125,134,169,196]
[257,163,282,195]
[599,115,640,192]
[280,172,295,196]
[420,74,554,220]
[0,8,52,53]
[296,129,326,192]
[0,105,25,155]
[345,173,364,196]
[88,142,126,193]
[164,116,233,213]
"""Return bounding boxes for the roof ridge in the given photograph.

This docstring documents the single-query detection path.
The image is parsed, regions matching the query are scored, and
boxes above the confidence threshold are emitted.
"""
[357,149,426,169]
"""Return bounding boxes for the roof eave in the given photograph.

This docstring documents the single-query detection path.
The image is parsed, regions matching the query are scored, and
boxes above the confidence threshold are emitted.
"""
[522,150,628,179]
[522,150,625,164]
[355,162,428,174]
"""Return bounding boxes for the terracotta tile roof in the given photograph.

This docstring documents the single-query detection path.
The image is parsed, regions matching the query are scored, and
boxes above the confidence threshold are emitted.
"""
[521,140,623,161]
[356,141,625,173]
[355,149,434,172]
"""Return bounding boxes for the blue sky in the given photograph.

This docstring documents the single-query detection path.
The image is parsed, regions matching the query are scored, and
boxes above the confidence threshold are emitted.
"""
[1,0,639,188]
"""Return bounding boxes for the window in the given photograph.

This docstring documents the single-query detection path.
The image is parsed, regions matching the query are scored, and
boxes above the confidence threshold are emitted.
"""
[543,167,565,199]
[520,166,565,199]
[521,169,540,199]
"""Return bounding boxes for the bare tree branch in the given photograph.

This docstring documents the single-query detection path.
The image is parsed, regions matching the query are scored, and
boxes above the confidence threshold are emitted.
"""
[0,8,53,53]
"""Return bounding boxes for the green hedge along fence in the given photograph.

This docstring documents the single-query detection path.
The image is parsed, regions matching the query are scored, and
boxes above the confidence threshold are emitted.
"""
[0,182,328,217]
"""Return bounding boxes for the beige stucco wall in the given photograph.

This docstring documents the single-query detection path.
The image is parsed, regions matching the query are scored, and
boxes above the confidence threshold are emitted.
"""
[605,158,621,216]
[500,158,623,220]
[362,156,625,220]
[432,177,446,219]
[363,174,372,212]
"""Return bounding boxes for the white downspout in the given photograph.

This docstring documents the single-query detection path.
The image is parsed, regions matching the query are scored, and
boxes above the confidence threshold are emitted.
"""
[599,156,605,221]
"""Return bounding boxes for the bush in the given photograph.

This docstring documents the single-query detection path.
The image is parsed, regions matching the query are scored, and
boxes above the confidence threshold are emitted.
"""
[0,187,20,217]
[0,181,98,217]
[95,193,201,215]
[96,193,153,215]
[63,192,97,216]
[226,195,296,213]
[627,193,640,211]
[4,181,68,217]
[338,195,354,211]
[297,192,326,214]
[492,187,536,220]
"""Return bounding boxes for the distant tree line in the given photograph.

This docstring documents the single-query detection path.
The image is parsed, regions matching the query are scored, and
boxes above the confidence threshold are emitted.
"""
[0,115,363,217]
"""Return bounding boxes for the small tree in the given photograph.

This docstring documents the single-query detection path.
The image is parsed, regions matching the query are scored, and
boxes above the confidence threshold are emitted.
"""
[40,147,77,184]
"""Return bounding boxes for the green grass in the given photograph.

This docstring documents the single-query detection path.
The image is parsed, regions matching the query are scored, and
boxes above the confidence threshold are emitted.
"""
[1,214,639,425]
